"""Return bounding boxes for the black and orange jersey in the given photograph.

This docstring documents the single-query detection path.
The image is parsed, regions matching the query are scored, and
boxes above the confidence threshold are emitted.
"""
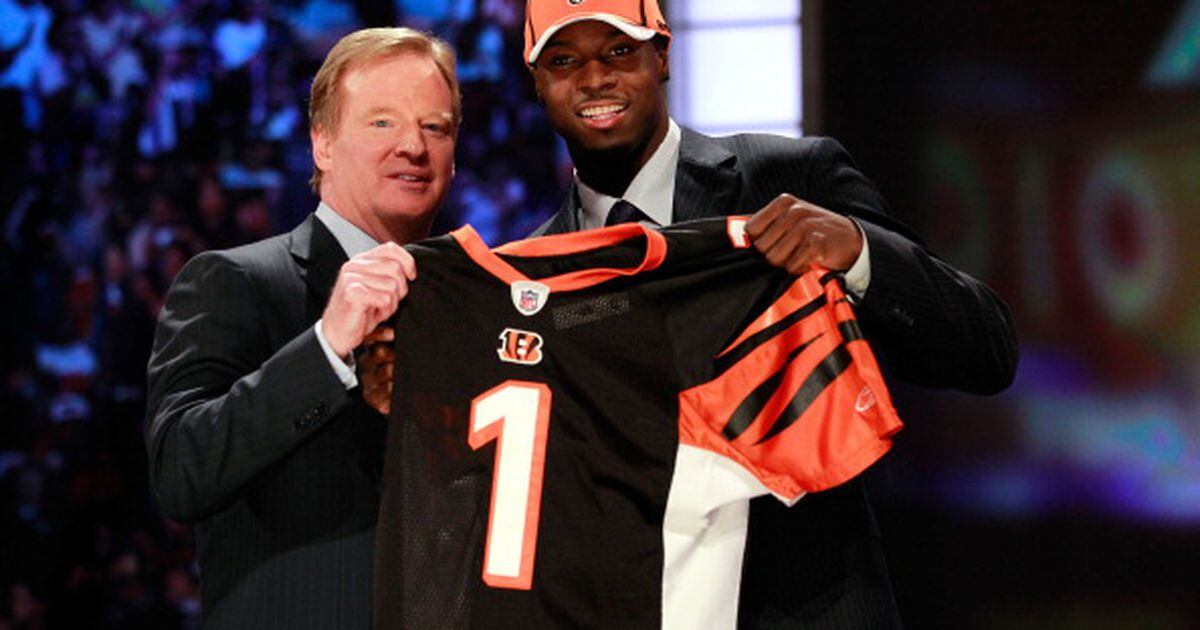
[374,217,902,630]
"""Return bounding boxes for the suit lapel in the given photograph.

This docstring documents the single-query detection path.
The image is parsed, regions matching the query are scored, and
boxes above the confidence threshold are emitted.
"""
[535,185,582,236]
[673,127,742,222]
[289,214,349,323]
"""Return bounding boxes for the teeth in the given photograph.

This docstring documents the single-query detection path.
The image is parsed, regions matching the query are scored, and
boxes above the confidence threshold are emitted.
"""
[581,104,625,118]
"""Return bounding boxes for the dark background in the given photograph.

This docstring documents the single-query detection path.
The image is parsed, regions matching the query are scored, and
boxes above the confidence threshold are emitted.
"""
[821,2,1200,628]
[2,0,1198,627]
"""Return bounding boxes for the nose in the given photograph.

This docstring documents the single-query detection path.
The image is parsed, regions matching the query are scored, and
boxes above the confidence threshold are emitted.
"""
[577,58,616,93]
[392,124,427,160]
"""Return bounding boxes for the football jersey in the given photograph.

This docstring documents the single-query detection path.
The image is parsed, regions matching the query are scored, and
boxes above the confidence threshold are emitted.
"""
[374,217,902,630]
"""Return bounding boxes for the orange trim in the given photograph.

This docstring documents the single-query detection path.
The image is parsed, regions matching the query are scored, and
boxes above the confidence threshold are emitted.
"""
[450,223,668,292]
[493,222,648,255]
[677,274,903,499]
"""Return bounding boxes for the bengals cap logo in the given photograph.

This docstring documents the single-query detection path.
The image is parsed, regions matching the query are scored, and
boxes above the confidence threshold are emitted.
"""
[497,328,544,365]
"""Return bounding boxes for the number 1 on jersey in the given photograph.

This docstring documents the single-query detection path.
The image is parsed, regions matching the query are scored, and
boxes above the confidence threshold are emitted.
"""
[468,380,552,590]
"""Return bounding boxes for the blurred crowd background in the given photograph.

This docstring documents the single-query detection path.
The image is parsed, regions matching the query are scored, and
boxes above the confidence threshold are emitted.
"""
[0,0,559,627]
[3,0,1200,628]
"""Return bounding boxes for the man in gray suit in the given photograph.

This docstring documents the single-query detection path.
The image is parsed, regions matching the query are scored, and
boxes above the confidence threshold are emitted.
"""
[520,0,1017,627]
[145,28,459,628]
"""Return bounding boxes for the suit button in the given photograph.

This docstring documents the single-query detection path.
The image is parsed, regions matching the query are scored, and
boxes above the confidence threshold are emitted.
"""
[889,304,915,327]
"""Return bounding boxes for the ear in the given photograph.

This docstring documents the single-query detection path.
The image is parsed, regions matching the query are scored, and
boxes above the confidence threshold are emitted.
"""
[528,64,546,103]
[311,125,333,172]
[655,47,670,83]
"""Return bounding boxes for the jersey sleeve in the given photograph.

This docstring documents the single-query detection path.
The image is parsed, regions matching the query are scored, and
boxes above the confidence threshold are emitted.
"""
[676,268,903,503]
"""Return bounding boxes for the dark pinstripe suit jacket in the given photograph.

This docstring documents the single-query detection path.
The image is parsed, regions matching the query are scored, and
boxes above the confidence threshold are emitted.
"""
[533,128,1018,629]
[146,214,384,629]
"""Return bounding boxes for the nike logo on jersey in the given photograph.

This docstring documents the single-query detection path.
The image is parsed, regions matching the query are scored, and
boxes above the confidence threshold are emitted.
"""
[497,328,545,365]
[855,387,877,413]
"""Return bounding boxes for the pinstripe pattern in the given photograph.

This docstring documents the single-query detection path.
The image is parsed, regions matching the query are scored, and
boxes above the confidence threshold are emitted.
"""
[146,214,384,629]
[533,127,1017,629]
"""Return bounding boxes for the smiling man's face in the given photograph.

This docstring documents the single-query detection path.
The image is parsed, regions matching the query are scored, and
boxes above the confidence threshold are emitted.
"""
[531,20,669,171]
[312,52,456,243]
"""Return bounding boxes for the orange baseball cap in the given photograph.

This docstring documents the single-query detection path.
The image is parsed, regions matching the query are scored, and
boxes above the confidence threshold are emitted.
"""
[524,0,671,65]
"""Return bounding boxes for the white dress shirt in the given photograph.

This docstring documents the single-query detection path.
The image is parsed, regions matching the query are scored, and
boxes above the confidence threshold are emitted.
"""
[576,119,682,229]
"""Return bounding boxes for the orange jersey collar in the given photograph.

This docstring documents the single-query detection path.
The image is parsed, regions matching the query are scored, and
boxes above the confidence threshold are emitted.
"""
[450,223,669,292]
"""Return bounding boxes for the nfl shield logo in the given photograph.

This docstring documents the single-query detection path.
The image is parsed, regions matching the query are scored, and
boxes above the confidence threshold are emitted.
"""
[520,289,538,312]
[511,280,551,316]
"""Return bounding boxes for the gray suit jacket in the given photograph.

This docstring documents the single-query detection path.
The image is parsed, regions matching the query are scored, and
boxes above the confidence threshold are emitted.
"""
[146,214,384,629]
[533,128,1018,629]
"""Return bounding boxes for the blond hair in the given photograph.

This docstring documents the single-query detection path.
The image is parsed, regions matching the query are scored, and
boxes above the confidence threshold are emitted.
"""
[308,27,461,192]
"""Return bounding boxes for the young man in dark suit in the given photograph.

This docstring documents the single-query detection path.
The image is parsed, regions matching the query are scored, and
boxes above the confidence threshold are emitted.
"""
[144,28,459,628]
[521,1,1018,627]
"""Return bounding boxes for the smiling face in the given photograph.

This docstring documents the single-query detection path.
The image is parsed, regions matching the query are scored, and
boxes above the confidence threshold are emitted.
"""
[531,21,670,176]
[311,52,456,244]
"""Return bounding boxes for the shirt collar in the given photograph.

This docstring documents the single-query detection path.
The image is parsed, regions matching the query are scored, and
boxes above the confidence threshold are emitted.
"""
[575,118,681,230]
[315,201,380,258]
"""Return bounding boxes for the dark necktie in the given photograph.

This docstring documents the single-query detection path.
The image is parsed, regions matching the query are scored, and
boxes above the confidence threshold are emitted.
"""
[605,199,653,226]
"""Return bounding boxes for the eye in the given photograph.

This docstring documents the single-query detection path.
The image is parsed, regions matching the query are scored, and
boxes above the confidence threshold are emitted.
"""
[423,122,451,137]
[609,44,633,57]
[371,119,392,128]
[547,53,576,68]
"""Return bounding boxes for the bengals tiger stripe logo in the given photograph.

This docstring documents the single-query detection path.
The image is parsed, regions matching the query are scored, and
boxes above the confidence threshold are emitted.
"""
[676,269,903,499]
[497,328,544,365]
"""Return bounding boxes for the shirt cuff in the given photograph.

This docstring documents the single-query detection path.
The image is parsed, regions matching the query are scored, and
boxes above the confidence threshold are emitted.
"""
[843,218,871,300]
[315,319,358,390]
